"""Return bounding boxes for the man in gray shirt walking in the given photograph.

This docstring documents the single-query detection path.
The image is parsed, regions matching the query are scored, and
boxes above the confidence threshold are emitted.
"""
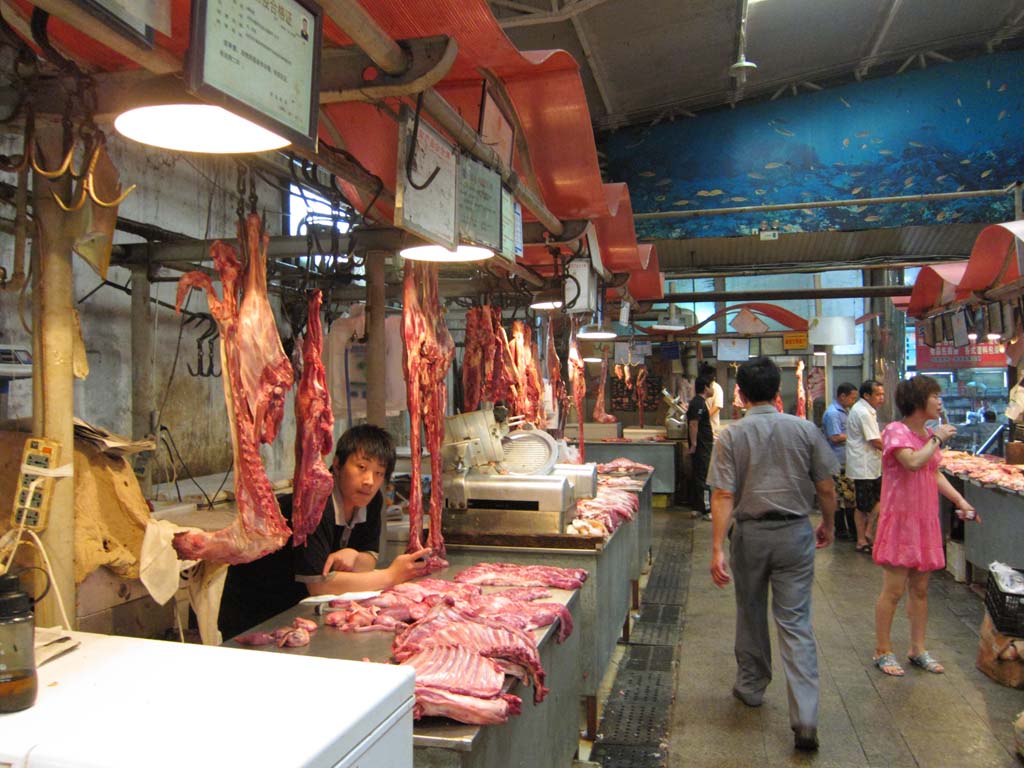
[707,357,838,752]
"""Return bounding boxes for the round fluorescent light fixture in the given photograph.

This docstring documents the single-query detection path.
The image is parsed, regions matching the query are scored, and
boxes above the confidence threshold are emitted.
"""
[987,332,1002,341]
[399,244,494,262]
[967,332,978,342]
[115,104,290,153]
[576,323,617,340]
[581,356,602,363]
[530,286,564,311]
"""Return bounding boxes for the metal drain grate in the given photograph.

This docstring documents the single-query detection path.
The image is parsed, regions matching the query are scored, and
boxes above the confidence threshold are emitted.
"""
[630,605,685,646]
[623,644,675,672]
[596,670,674,745]
[589,744,666,768]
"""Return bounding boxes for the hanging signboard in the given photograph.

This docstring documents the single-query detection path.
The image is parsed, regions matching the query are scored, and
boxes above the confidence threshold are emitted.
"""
[783,331,808,351]
[395,104,458,250]
[70,0,162,46]
[458,156,502,252]
[187,0,322,150]
[915,342,1007,370]
[497,186,512,262]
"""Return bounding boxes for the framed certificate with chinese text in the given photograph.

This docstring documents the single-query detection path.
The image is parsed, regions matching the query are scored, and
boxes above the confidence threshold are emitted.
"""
[187,0,322,150]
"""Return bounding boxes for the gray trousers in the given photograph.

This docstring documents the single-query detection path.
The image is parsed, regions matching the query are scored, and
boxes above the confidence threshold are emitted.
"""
[730,517,819,729]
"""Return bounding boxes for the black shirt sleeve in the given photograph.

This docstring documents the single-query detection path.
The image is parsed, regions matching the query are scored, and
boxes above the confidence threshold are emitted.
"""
[687,396,706,423]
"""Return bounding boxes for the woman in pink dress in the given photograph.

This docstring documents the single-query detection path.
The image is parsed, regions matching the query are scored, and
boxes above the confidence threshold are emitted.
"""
[872,375,977,676]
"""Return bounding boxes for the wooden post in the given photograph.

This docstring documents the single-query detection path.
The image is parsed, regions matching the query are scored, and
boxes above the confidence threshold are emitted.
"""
[131,263,154,494]
[32,127,76,629]
[365,251,387,428]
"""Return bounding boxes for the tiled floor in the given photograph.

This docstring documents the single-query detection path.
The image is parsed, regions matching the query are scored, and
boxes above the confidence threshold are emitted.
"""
[590,508,1023,767]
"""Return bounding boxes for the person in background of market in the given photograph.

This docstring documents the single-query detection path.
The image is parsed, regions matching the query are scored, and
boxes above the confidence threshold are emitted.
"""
[700,362,725,437]
[687,375,715,520]
[707,357,838,753]
[872,376,977,677]
[219,424,431,639]
[822,383,858,541]
[846,380,885,553]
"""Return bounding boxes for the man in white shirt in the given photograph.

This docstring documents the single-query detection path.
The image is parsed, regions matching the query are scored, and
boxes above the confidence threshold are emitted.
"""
[701,363,725,437]
[845,380,885,552]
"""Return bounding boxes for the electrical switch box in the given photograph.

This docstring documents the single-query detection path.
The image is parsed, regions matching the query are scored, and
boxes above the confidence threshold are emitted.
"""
[10,437,61,532]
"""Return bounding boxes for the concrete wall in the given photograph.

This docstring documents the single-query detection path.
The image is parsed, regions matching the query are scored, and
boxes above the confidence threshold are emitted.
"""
[0,134,295,485]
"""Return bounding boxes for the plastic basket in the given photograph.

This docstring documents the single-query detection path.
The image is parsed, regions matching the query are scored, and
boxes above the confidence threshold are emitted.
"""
[984,571,1024,637]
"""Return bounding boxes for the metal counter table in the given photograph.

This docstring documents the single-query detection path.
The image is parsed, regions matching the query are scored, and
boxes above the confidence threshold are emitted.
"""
[634,472,653,577]
[961,481,1024,571]
[443,521,635,739]
[226,584,581,768]
[583,440,676,494]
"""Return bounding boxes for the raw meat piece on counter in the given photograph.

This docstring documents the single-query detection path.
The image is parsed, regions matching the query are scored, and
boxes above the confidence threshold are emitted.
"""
[596,457,655,475]
[413,687,522,725]
[400,645,506,699]
[291,290,334,546]
[454,562,588,590]
[172,213,294,564]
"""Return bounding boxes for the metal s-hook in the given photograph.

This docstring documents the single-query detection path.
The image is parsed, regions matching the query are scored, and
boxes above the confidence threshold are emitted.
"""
[404,91,440,191]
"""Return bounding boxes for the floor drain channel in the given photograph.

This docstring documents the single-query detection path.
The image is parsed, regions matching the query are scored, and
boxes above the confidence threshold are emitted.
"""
[589,744,667,768]
[597,669,674,745]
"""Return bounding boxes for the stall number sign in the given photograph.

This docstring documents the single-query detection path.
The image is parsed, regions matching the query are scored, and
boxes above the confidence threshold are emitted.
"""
[915,342,1007,370]
[783,332,808,351]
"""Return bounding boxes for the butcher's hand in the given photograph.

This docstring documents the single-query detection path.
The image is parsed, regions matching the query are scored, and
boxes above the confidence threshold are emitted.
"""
[388,548,432,584]
[815,521,834,549]
[322,548,361,575]
[710,549,731,587]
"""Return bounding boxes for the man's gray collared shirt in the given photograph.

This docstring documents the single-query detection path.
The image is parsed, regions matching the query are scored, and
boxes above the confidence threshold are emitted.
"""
[707,404,839,520]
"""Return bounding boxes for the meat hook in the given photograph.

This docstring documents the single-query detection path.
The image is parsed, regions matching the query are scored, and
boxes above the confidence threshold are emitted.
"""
[50,134,137,212]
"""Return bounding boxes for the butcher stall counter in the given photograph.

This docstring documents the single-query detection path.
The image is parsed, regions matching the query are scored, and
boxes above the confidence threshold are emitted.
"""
[226,584,582,768]
[443,520,635,740]
[0,631,414,768]
[583,440,676,495]
[949,474,1024,571]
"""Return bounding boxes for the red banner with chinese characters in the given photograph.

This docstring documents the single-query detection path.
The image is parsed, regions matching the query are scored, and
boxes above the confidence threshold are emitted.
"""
[915,342,1007,370]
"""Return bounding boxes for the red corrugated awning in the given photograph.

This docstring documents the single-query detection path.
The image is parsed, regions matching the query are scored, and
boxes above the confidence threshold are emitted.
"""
[954,221,1024,299]
[906,263,968,318]
[626,244,664,301]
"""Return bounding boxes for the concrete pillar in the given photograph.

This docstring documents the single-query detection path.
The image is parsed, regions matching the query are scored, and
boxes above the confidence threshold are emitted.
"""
[32,128,76,629]
[365,251,387,427]
[130,263,154,494]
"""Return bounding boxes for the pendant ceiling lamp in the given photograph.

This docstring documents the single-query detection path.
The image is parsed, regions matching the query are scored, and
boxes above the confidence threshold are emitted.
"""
[399,244,495,262]
[530,285,564,311]
[115,104,290,154]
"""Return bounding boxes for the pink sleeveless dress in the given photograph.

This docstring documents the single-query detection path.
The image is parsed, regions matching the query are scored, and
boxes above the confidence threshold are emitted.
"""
[872,422,945,571]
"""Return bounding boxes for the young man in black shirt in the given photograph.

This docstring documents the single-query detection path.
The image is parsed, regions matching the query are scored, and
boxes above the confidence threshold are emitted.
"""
[688,375,715,518]
[219,424,430,638]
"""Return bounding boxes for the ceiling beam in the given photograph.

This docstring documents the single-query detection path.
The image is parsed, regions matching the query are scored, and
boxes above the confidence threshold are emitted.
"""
[570,13,614,116]
[855,0,903,80]
[494,0,615,29]
[660,285,911,302]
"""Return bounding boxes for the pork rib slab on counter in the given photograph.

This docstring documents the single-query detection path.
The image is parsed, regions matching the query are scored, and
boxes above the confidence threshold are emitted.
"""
[172,213,294,564]
[400,645,506,698]
[402,261,454,572]
[291,290,334,545]
[454,562,588,591]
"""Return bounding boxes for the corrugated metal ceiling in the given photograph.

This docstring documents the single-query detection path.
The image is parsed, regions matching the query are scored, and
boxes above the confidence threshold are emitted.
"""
[655,222,986,276]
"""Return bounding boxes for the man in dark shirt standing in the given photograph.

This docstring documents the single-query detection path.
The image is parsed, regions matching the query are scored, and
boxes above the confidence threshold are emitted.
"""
[219,424,430,638]
[688,375,715,519]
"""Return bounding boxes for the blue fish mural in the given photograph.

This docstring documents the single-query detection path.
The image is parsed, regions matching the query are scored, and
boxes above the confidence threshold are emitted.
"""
[602,51,1023,240]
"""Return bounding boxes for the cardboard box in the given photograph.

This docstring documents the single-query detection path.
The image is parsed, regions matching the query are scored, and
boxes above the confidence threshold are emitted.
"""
[946,539,967,583]
[976,611,1024,690]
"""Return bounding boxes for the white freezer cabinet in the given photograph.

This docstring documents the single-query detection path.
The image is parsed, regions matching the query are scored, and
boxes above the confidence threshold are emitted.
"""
[0,632,414,768]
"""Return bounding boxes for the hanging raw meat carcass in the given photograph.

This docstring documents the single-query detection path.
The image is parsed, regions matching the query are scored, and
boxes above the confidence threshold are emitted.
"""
[172,213,295,564]
[796,359,807,419]
[291,290,334,546]
[462,305,497,413]
[567,317,586,462]
[547,319,568,435]
[732,382,743,420]
[403,261,454,572]
[510,320,547,428]
[592,351,617,424]
[635,366,649,427]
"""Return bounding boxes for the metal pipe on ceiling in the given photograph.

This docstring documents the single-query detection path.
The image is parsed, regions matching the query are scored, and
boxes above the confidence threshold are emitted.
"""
[662,256,965,280]
[321,0,566,238]
[660,285,910,302]
[635,185,1015,220]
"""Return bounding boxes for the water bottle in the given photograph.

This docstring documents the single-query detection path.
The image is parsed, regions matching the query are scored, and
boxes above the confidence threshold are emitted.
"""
[0,572,38,713]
